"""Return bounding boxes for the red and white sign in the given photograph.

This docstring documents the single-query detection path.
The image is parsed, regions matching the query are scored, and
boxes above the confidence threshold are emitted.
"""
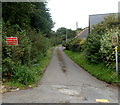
[6,37,18,45]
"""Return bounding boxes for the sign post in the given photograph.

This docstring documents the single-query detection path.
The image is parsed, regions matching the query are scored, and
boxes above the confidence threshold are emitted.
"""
[112,35,118,74]
[65,30,67,47]
[115,46,118,73]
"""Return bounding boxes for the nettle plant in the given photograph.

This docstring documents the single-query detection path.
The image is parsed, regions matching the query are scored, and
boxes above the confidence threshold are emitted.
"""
[100,28,120,69]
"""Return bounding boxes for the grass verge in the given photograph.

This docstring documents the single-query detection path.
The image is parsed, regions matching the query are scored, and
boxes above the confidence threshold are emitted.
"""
[64,50,119,85]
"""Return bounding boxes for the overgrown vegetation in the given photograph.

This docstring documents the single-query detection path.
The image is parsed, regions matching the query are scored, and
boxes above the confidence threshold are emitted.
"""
[65,38,86,52]
[3,47,53,89]
[2,2,56,87]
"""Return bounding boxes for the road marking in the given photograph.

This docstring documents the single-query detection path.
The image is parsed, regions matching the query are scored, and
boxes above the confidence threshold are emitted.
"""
[96,99,109,103]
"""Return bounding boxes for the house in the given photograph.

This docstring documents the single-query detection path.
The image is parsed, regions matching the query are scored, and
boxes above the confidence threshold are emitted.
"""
[75,28,89,39]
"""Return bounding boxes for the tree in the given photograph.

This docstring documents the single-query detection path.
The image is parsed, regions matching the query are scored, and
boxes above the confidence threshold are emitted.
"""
[56,27,67,35]
[66,29,76,39]
[56,27,76,42]
[30,2,54,35]
[2,2,34,29]
[2,2,54,36]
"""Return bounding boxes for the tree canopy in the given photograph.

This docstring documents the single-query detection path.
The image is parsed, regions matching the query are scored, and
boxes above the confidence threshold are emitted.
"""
[2,2,54,35]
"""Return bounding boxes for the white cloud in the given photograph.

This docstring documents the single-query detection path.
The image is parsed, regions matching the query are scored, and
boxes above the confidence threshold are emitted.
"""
[47,0,119,31]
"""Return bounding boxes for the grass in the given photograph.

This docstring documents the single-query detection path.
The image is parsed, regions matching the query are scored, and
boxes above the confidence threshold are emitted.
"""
[64,50,120,85]
[3,47,54,91]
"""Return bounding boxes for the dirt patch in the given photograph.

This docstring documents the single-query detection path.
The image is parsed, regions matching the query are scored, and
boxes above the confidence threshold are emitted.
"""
[56,48,67,73]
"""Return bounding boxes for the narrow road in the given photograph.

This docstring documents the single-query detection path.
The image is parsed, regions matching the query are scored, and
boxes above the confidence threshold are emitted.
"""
[3,47,118,103]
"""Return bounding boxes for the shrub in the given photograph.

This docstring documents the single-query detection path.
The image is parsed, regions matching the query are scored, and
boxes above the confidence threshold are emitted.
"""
[2,58,15,78]
[86,34,102,63]
[100,28,120,69]
[12,65,36,85]
[2,22,51,82]
[86,14,120,67]
[66,39,86,52]
[2,23,32,65]
[29,33,50,63]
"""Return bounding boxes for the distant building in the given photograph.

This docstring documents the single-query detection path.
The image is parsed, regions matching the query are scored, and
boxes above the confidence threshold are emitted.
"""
[75,28,89,39]
[89,13,119,31]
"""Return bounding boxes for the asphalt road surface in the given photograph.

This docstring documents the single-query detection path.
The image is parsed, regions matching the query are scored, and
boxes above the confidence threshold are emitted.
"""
[2,47,118,103]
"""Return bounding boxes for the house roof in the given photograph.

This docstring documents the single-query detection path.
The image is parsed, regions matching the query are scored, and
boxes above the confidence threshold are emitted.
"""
[75,28,89,39]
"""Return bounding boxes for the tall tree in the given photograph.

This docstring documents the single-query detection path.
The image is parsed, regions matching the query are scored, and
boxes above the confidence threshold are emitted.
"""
[30,2,54,35]
[2,2,54,35]
[2,2,34,29]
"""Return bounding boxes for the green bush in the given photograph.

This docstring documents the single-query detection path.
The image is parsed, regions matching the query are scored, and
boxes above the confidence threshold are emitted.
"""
[2,23,32,65]
[86,34,102,63]
[86,14,120,67]
[29,33,50,63]
[2,58,15,78]
[2,22,51,83]
[100,28,120,69]
[12,65,36,85]
[66,39,86,52]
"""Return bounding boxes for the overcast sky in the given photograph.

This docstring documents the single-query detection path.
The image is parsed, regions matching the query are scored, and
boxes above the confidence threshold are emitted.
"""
[47,0,119,31]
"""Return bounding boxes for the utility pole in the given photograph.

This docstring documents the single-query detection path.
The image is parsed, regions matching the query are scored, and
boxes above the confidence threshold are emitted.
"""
[66,30,67,44]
